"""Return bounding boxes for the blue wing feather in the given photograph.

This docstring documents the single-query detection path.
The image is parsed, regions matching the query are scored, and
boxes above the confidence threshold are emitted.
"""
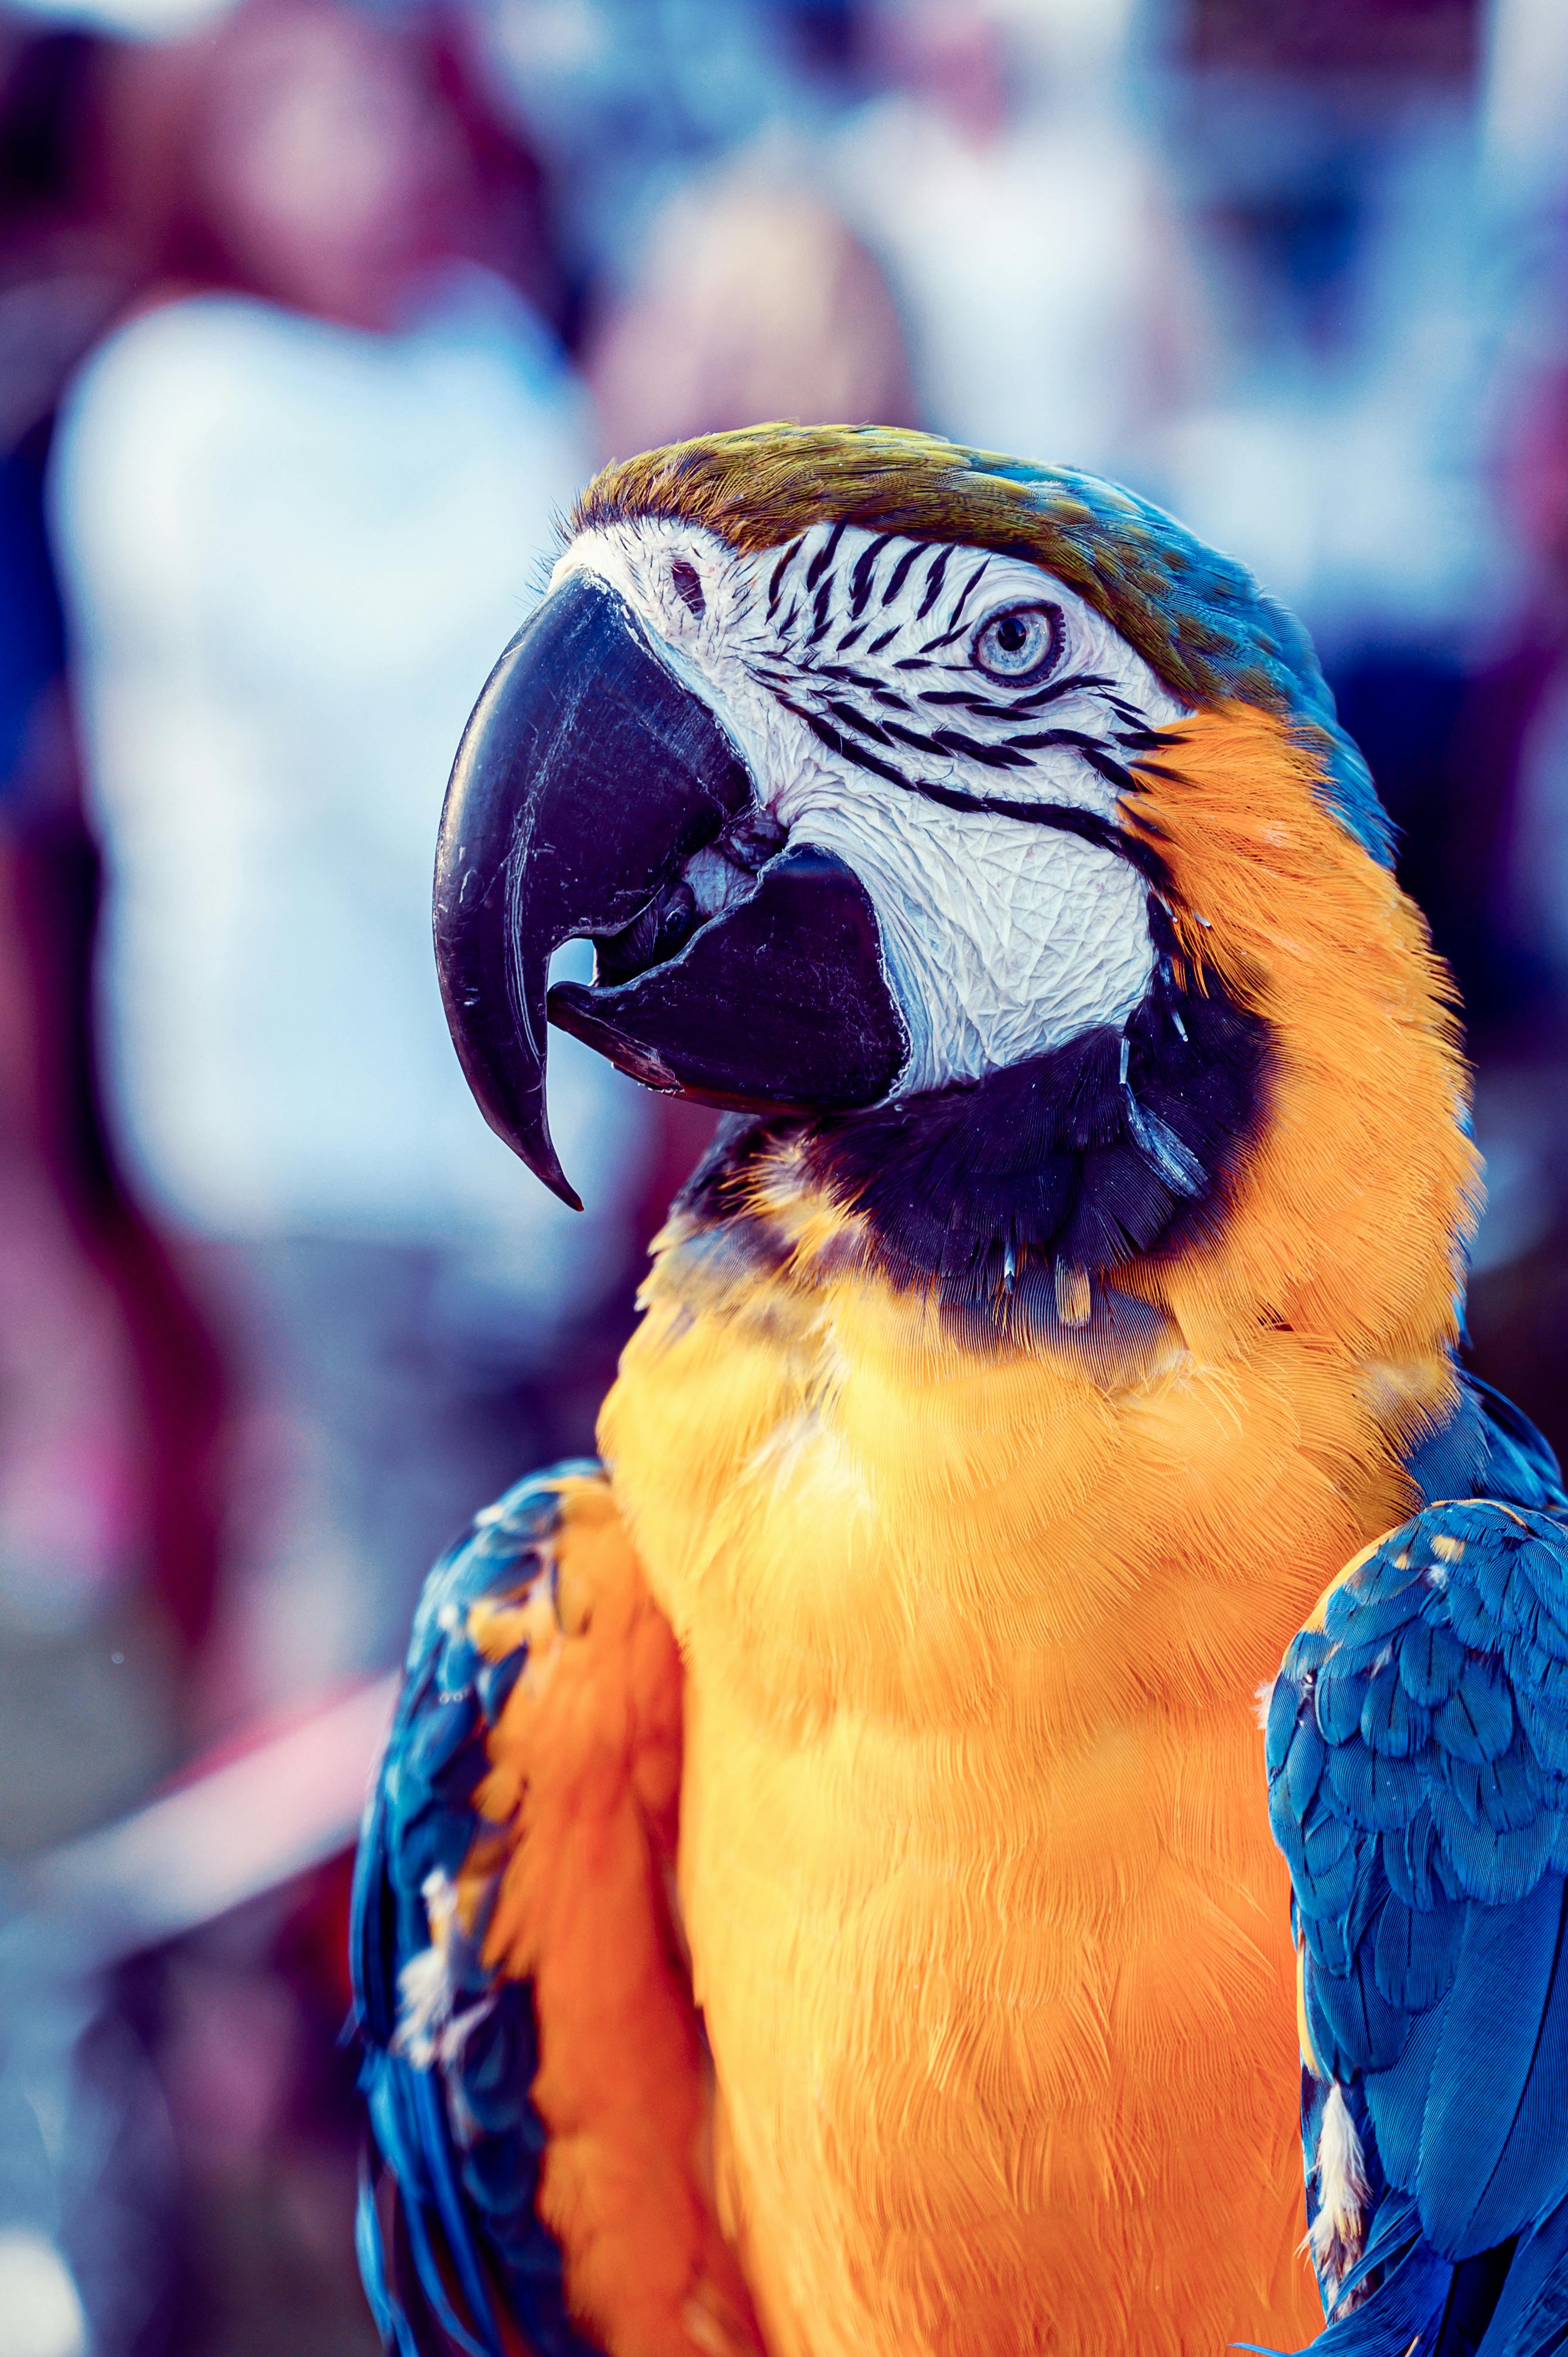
[1270,1371,1568,2353]
[351,1463,609,2357]
[1404,1375,1568,1521]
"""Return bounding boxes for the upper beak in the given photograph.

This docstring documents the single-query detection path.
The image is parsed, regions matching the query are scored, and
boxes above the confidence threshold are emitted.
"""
[433,572,907,1205]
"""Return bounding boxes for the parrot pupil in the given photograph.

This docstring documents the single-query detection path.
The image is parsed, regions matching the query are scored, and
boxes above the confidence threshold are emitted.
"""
[997,618,1027,651]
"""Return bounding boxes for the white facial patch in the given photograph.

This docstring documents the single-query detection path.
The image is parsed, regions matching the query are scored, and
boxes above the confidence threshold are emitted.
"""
[550,514,1186,1096]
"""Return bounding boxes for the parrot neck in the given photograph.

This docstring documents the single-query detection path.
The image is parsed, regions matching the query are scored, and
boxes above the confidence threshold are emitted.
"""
[604,1170,1460,1743]
[677,901,1269,1350]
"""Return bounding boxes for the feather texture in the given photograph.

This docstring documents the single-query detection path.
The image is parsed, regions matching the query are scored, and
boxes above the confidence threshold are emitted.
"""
[595,695,1484,2355]
[356,432,1548,2356]
[353,1468,763,2357]
[354,1466,604,2357]
[1271,1462,1568,2355]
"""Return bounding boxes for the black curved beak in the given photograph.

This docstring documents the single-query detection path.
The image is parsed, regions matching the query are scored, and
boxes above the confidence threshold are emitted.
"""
[433,572,908,1205]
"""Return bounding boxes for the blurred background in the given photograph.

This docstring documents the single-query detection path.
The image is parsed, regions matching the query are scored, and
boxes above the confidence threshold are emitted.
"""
[0,0,1566,2347]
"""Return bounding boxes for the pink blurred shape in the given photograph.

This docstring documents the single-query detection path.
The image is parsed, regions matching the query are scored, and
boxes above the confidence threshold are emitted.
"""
[29,1671,398,1960]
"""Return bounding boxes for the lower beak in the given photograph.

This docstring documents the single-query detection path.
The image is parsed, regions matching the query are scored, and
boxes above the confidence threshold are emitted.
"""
[433,572,908,1205]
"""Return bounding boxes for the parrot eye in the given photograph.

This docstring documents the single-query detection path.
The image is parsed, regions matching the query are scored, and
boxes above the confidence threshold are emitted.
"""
[973,603,1061,684]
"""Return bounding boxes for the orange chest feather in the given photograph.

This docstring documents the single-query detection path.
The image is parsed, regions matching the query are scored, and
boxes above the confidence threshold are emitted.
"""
[597,1266,1420,2357]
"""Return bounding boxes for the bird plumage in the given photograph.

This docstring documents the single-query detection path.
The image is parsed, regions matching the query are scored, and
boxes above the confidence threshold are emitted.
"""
[1271,1468,1568,2355]
[352,425,1568,2357]
[355,1466,763,2357]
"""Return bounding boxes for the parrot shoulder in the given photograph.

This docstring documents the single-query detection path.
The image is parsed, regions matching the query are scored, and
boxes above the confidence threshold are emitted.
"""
[352,1462,761,2357]
[1266,1413,1568,2355]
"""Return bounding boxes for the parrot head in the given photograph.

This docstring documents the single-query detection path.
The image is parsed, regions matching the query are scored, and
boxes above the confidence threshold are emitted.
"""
[436,425,1458,1335]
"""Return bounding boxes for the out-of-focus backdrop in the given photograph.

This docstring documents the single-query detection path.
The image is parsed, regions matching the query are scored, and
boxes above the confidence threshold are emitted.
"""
[0,0,1566,2348]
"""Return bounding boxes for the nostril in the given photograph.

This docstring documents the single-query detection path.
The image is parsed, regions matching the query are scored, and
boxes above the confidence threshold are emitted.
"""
[670,559,705,619]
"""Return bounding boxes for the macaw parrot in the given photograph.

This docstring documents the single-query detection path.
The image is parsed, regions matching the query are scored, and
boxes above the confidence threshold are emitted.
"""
[351,425,1568,2357]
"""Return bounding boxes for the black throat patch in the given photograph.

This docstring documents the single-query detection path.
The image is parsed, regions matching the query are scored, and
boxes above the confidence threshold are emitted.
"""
[675,936,1270,1350]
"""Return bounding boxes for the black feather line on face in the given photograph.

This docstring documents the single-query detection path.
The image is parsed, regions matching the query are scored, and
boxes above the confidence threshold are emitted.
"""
[824,695,897,746]
[1008,725,1123,756]
[915,674,1123,720]
[921,620,975,653]
[804,520,847,595]
[1009,671,1118,712]
[766,537,804,620]
[920,559,993,649]
[910,722,1034,770]
[806,568,837,645]
[880,544,922,606]
[848,533,896,617]
[1080,746,1142,796]
[677,932,1269,1346]
[915,545,954,620]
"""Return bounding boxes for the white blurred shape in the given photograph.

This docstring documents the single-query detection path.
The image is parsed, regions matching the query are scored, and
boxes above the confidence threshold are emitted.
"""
[52,270,650,1322]
[35,1673,398,1959]
[992,0,1146,83]
[1481,0,1568,207]
[0,2230,88,2357]
[836,0,1200,479]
